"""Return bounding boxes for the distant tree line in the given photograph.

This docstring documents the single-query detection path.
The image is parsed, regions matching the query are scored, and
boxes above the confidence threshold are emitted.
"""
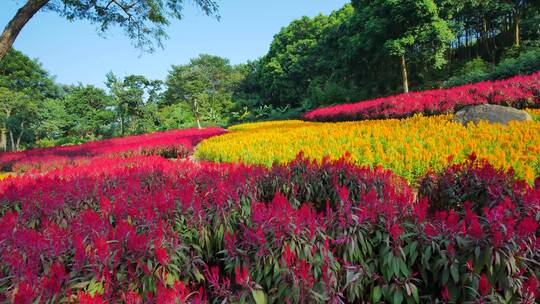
[234,0,540,118]
[0,50,245,151]
[1,0,540,150]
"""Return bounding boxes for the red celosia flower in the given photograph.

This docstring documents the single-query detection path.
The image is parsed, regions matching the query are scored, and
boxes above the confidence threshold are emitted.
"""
[479,273,491,296]
[100,196,112,219]
[235,264,250,287]
[156,284,178,304]
[389,223,403,242]
[465,206,483,239]
[174,281,190,303]
[303,71,540,122]
[93,236,109,263]
[77,291,106,304]
[517,217,538,238]
[522,275,539,298]
[466,260,474,272]
[442,285,450,302]
[413,197,428,223]
[283,244,296,268]
[0,127,226,172]
[40,262,67,296]
[127,233,147,254]
[296,259,315,289]
[154,240,169,265]
[121,291,142,304]
[336,184,349,202]
[13,282,35,304]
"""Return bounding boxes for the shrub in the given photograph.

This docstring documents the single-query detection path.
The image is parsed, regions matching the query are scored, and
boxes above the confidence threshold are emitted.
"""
[444,57,492,88]
[490,47,540,80]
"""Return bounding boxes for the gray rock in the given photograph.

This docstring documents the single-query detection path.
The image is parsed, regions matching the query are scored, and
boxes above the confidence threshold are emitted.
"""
[453,104,532,125]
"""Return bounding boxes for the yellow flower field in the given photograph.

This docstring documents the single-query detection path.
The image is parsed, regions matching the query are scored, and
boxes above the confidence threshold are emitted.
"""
[196,114,540,183]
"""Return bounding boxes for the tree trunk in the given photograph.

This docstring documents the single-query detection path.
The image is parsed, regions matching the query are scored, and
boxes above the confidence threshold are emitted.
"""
[0,0,50,61]
[9,130,14,152]
[120,114,124,136]
[15,122,24,151]
[400,55,409,94]
[193,99,202,129]
[514,12,520,47]
[0,128,6,151]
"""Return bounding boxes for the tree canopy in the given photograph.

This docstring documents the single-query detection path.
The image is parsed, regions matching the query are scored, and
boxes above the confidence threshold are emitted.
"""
[164,54,243,128]
[0,0,220,60]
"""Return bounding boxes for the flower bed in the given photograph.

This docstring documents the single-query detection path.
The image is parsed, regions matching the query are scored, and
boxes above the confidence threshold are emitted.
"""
[0,155,538,303]
[196,115,540,183]
[303,71,540,122]
[0,127,227,172]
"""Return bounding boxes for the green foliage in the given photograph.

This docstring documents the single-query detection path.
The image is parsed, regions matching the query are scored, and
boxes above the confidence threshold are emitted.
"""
[63,84,115,139]
[0,49,60,99]
[490,47,540,79]
[106,72,163,135]
[156,103,196,129]
[444,57,492,87]
[164,54,243,127]
[34,98,71,141]
[232,0,540,117]
[41,0,219,52]
[444,47,540,87]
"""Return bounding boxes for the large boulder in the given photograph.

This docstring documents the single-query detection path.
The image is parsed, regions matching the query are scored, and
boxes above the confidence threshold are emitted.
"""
[453,104,532,125]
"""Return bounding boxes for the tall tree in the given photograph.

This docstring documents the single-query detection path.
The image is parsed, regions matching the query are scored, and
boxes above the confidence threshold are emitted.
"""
[164,54,241,128]
[34,98,71,143]
[0,49,59,99]
[62,84,115,139]
[0,49,58,150]
[353,0,454,93]
[257,14,334,108]
[0,0,220,60]
[106,73,161,135]
[0,87,36,151]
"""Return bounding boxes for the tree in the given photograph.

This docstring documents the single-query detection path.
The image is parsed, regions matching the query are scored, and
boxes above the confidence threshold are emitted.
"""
[0,0,220,61]
[34,98,71,143]
[257,14,335,108]
[0,49,57,150]
[0,87,37,151]
[156,103,194,129]
[62,84,115,139]
[353,0,454,93]
[0,49,59,99]
[106,73,161,135]
[164,54,241,128]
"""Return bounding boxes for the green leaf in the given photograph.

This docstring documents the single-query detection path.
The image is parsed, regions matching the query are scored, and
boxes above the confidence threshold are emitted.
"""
[410,284,419,303]
[372,286,382,302]
[450,264,459,283]
[393,290,404,304]
[252,289,267,304]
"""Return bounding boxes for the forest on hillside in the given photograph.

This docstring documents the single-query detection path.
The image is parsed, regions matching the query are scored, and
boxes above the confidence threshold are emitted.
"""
[1,0,540,151]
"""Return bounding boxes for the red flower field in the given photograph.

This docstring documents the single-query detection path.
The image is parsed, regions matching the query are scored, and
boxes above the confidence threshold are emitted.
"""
[304,71,540,122]
[0,154,538,303]
[0,127,226,172]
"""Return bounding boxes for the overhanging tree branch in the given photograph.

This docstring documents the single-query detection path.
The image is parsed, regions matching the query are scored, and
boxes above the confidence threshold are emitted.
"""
[0,0,50,61]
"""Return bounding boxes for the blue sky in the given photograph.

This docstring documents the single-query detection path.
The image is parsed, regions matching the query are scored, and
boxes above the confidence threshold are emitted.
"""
[1,0,349,87]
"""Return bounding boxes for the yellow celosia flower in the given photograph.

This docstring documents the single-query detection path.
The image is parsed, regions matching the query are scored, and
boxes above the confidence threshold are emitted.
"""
[195,115,540,183]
